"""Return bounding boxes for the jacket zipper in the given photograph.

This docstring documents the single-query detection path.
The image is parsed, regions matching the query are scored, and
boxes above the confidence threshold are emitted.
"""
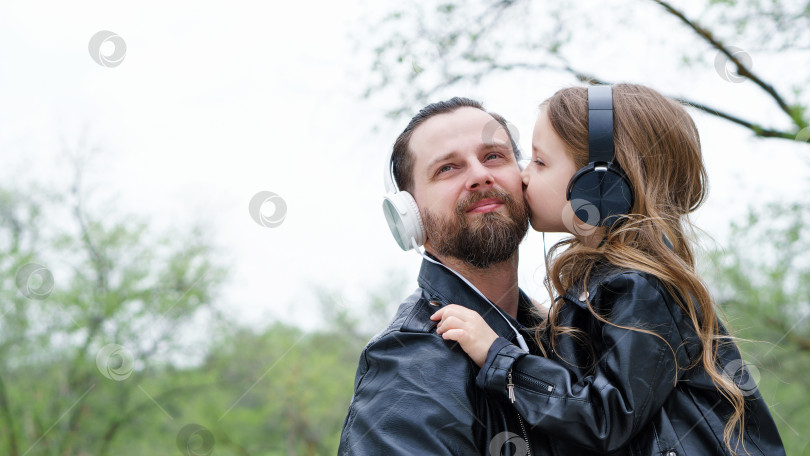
[507,369,516,403]
[516,412,530,455]
[513,371,554,393]
[507,369,531,455]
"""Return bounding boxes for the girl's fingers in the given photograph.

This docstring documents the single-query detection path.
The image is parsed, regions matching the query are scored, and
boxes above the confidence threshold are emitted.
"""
[430,303,467,321]
[441,328,465,341]
[445,304,469,317]
[443,315,463,330]
[436,313,466,334]
[431,304,477,336]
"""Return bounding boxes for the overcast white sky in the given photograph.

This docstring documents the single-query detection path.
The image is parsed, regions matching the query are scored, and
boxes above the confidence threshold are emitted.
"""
[1,0,808,332]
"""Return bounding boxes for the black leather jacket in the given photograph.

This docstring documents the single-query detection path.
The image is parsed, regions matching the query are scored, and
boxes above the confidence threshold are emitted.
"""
[338,255,551,455]
[477,267,786,456]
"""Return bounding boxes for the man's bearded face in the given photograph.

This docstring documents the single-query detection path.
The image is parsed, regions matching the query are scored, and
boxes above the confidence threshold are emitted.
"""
[421,188,529,269]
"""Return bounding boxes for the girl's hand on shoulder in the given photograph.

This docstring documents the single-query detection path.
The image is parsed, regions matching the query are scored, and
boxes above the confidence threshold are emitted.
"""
[430,304,498,367]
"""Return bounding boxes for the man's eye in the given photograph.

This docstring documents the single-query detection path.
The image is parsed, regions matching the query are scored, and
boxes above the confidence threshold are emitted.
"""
[534,159,545,166]
[486,153,501,161]
[437,165,452,174]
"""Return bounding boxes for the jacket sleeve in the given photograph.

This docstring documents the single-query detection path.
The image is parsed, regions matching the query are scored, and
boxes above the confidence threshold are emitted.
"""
[476,271,691,453]
[338,330,481,455]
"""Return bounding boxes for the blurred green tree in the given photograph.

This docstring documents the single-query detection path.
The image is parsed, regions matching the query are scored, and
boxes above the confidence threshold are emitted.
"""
[156,282,405,455]
[0,157,227,455]
[705,199,810,454]
[0,151,407,455]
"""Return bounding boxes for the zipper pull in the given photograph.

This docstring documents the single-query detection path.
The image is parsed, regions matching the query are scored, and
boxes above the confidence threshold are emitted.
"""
[507,369,516,403]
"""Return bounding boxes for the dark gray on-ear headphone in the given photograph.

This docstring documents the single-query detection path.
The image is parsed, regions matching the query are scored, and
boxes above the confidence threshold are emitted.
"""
[565,85,634,227]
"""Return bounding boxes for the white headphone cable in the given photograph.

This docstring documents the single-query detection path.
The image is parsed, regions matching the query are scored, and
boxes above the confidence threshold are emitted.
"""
[412,238,529,352]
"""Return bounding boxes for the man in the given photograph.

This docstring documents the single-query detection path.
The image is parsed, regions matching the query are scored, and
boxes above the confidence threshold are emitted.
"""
[338,98,550,455]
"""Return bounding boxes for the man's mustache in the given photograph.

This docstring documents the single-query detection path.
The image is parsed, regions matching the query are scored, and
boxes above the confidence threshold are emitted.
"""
[454,188,517,216]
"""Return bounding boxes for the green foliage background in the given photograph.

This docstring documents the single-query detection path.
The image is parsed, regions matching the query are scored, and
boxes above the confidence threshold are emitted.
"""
[2,181,809,455]
[2,0,810,453]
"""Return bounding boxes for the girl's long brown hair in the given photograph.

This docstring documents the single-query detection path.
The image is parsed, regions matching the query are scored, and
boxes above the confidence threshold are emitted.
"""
[536,84,747,454]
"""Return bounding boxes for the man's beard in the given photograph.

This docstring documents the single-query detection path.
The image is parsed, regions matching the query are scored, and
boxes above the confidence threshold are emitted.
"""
[421,188,529,269]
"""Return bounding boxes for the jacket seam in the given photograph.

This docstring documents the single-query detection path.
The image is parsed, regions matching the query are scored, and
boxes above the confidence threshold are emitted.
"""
[626,274,677,435]
[341,403,357,454]
[650,420,663,455]
[351,345,373,398]
[743,427,767,455]
[352,328,398,397]
[634,318,675,431]
[591,271,679,447]
[685,388,728,454]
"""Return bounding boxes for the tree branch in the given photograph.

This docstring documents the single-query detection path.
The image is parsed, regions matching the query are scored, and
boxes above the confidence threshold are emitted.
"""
[652,0,807,130]
[673,98,797,140]
[409,57,803,141]
[567,67,800,141]
[371,1,810,144]
[765,316,810,352]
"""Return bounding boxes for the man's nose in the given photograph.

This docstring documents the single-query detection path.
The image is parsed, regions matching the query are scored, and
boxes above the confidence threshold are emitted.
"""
[466,160,495,190]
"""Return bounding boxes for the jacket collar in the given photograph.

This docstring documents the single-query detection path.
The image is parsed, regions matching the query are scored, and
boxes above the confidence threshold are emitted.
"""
[416,253,542,347]
[561,262,625,309]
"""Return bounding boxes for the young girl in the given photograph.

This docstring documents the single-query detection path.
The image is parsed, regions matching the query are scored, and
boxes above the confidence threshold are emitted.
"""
[431,84,785,455]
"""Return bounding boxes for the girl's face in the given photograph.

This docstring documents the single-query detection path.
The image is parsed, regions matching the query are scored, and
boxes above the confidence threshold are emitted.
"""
[521,109,580,234]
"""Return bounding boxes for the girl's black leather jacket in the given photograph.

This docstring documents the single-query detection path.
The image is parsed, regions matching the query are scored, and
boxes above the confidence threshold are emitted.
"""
[477,268,787,456]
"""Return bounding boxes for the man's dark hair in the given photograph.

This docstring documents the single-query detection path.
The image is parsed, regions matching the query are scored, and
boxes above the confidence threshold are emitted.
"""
[391,97,521,193]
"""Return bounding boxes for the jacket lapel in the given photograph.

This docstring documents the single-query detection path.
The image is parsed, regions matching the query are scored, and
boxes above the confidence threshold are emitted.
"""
[417,256,540,349]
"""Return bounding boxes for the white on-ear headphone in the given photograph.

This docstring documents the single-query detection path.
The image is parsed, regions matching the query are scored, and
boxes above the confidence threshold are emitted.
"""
[382,158,426,251]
